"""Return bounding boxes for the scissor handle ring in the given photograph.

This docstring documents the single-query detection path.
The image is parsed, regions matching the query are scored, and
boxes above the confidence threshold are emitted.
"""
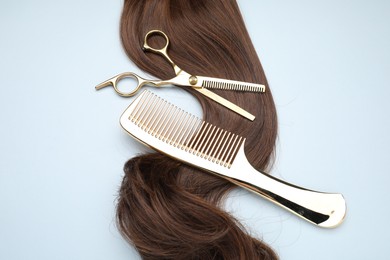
[112,72,145,97]
[142,30,177,69]
[143,30,170,53]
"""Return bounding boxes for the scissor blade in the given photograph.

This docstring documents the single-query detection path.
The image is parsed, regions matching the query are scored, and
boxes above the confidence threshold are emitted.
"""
[193,88,255,121]
[195,76,265,93]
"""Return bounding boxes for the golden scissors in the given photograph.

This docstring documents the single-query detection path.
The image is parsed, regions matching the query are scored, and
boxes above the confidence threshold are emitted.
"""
[95,30,265,121]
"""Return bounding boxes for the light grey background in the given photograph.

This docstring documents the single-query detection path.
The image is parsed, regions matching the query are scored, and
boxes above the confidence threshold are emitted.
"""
[1,0,389,259]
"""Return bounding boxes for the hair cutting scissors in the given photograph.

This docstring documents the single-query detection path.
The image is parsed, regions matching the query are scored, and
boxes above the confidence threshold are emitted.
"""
[96,30,266,121]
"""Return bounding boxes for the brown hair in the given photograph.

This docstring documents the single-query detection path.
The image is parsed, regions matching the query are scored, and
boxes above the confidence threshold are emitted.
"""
[116,0,278,259]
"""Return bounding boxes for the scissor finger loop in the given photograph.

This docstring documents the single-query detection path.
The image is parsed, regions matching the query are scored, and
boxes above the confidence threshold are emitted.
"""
[95,72,147,97]
[143,30,169,52]
[143,30,179,72]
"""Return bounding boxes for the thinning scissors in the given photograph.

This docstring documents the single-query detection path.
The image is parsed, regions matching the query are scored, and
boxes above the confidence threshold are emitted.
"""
[95,30,265,121]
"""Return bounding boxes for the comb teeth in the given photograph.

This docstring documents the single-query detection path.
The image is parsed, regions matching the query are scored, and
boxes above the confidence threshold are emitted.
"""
[128,90,245,168]
[202,80,265,93]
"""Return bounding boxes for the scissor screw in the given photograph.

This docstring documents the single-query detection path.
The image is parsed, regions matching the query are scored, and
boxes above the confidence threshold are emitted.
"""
[189,76,198,85]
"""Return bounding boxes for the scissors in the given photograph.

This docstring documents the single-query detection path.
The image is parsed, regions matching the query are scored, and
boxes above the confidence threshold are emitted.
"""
[95,30,265,121]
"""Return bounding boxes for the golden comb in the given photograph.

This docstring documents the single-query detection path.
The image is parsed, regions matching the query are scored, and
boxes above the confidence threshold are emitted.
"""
[120,90,346,228]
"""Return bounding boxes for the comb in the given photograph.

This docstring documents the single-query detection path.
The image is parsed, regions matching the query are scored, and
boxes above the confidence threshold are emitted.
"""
[120,90,346,228]
[198,76,265,92]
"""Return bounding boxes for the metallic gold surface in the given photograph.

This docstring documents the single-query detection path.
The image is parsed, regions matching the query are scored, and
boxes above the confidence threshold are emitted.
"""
[95,30,266,120]
[120,90,347,228]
